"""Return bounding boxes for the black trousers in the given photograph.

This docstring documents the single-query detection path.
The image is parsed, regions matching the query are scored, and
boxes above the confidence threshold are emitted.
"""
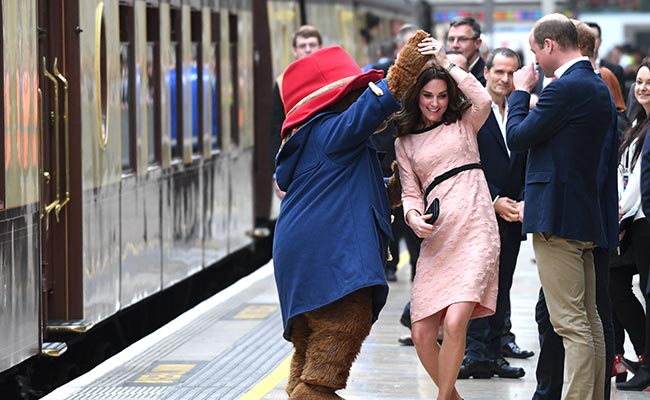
[628,218,650,364]
[609,261,645,356]
[532,247,614,400]
[466,218,522,360]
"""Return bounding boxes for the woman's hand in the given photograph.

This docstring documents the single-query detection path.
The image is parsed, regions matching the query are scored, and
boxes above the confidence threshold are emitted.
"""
[406,209,434,239]
[417,37,448,69]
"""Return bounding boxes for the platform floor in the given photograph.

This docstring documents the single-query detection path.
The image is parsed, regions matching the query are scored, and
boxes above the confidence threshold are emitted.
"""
[43,240,648,400]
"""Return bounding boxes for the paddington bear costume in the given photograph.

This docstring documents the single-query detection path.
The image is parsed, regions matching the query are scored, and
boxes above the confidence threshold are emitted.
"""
[272,30,431,399]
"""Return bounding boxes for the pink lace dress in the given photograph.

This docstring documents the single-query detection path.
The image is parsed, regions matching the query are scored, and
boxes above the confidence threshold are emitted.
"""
[395,74,499,323]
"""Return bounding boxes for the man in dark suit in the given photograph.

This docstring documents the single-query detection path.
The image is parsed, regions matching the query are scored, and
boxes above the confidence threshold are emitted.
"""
[585,22,626,96]
[531,20,620,400]
[458,47,529,380]
[446,16,485,85]
[506,14,613,400]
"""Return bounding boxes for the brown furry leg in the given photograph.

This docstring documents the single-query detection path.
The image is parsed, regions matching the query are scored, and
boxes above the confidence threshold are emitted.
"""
[300,288,373,398]
[286,314,311,396]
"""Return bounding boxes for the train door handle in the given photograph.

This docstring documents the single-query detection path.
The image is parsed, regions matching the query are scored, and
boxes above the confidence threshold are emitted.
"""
[53,60,70,220]
[41,57,61,220]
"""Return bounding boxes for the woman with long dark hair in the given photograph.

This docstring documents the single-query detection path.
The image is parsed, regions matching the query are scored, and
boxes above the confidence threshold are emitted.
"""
[616,59,650,391]
[393,38,498,399]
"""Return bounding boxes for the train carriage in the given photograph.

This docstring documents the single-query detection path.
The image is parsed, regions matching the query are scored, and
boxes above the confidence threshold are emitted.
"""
[0,0,416,395]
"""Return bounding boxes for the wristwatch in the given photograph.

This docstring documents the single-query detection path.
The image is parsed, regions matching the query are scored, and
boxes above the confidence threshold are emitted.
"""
[445,61,456,72]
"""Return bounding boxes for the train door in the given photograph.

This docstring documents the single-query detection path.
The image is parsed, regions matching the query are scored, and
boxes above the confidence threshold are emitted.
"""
[37,0,83,329]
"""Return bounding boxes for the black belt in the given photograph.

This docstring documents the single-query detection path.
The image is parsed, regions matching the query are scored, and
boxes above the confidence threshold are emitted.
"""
[422,163,483,211]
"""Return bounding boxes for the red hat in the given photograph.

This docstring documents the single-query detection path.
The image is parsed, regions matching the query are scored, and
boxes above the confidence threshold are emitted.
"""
[281,46,384,138]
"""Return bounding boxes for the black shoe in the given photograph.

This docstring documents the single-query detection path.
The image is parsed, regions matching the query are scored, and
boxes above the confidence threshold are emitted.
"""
[502,341,534,359]
[397,334,413,346]
[617,365,650,391]
[385,269,397,282]
[458,358,493,379]
[621,357,642,374]
[488,358,525,378]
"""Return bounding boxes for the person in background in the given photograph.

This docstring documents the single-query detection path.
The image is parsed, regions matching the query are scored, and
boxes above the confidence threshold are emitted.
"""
[506,14,613,400]
[446,50,469,73]
[616,59,650,391]
[586,22,626,96]
[363,39,397,73]
[446,16,485,85]
[531,20,619,400]
[270,25,322,200]
[643,68,650,219]
[394,35,498,400]
[459,47,528,381]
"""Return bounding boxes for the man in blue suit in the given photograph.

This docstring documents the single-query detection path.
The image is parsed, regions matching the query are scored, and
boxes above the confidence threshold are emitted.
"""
[459,47,529,380]
[531,20,619,400]
[506,14,613,400]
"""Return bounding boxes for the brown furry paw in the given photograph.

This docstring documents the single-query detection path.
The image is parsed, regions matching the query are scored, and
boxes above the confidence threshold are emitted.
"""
[386,161,402,208]
[387,29,431,99]
[289,382,344,400]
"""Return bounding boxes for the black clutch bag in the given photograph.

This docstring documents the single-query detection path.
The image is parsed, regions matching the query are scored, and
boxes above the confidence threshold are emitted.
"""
[424,197,439,225]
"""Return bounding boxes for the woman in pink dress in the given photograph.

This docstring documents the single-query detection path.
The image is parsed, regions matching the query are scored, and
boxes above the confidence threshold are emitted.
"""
[394,37,500,400]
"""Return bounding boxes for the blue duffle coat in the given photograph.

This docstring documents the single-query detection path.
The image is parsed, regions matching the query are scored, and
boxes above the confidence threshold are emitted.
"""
[273,79,399,341]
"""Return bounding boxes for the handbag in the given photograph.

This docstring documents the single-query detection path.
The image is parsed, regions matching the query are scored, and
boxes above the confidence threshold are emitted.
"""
[421,163,482,225]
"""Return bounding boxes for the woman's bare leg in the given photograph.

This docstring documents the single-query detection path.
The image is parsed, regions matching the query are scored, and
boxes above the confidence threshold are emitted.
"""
[411,310,463,400]
[437,302,476,400]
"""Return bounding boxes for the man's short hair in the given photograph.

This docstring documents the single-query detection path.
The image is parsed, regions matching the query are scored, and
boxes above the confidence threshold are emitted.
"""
[485,47,522,69]
[293,25,322,48]
[573,20,596,58]
[532,17,578,51]
[448,16,481,38]
[585,22,601,39]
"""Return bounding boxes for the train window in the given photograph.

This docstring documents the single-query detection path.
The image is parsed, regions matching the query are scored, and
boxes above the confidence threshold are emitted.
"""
[170,7,181,160]
[146,44,156,164]
[119,4,135,172]
[146,6,160,165]
[191,41,199,153]
[211,11,220,151]
[191,10,201,155]
[0,3,4,209]
[229,13,239,146]
[99,9,109,151]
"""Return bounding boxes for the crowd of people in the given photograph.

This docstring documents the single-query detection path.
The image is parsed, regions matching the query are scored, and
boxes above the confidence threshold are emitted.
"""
[269,11,650,400]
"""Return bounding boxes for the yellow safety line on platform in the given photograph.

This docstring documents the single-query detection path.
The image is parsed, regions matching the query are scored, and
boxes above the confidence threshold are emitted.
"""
[396,250,410,270]
[241,250,409,399]
[240,355,291,399]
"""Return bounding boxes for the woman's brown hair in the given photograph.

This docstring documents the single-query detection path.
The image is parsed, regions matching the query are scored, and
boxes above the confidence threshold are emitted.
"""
[619,60,650,167]
[392,65,471,137]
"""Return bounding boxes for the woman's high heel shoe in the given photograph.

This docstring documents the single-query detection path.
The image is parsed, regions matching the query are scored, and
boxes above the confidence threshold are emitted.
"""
[613,354,628,383]
[617,364,650,391]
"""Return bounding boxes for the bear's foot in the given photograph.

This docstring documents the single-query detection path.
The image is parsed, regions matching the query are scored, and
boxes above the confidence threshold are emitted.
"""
[289,382,344,400]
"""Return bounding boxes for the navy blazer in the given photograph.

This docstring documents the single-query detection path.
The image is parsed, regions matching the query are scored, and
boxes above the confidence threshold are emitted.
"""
[506,60,613,245]
[642,129,650,218]
[477,110,526,203]
[471,56,486,86]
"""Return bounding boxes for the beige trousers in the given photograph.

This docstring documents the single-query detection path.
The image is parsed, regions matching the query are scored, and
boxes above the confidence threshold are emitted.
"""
[533,232,605,400]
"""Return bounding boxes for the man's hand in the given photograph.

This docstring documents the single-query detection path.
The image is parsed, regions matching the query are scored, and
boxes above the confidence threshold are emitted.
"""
[495,197,522,222]
[513,63,539,93]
